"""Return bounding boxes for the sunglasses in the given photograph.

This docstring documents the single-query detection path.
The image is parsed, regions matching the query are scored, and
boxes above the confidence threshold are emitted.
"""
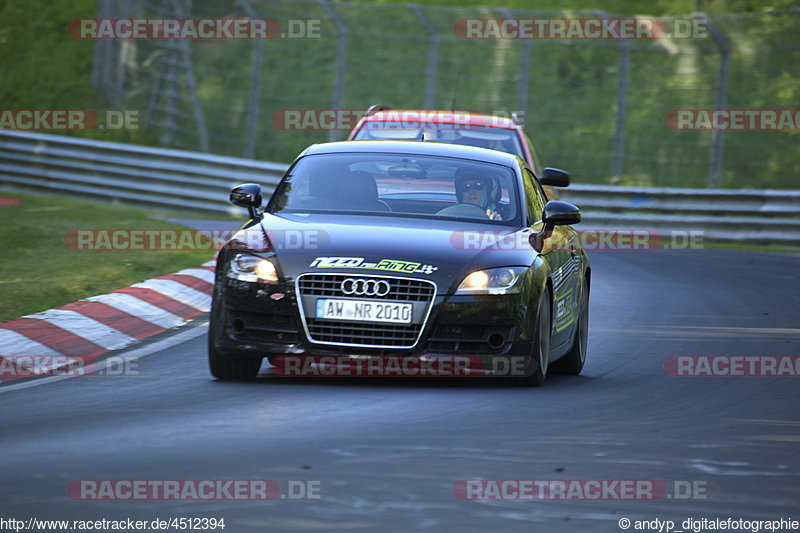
[460,181,486,192]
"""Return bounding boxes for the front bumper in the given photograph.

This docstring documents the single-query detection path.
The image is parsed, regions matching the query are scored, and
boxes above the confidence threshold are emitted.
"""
[212,277,537,376]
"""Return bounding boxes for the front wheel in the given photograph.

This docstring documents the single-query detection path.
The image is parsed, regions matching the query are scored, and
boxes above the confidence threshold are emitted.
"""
[208,330,261,380]
[509,287,551,387]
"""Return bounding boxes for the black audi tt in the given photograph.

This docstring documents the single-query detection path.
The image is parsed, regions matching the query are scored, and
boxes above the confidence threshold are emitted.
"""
[209,140,590,386]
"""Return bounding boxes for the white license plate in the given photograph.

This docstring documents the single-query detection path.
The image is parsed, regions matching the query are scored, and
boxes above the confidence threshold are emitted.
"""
[316,299,412,324]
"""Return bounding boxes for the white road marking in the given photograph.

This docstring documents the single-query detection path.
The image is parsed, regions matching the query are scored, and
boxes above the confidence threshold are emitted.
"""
[19,309,136,350]
[131,279,211,312]
[84,293,184,329]
[0,329,63,356]
[0,323,209,393]
[173,268,215,284]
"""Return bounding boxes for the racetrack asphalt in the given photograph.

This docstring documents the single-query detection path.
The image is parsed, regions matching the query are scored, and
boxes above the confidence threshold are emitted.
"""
[1,225,798,532]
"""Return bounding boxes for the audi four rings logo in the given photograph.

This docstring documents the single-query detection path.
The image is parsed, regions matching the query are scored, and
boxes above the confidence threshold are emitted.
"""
[341,278,391,296]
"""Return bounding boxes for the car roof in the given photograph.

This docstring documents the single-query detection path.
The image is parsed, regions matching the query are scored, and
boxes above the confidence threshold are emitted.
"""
[363,109,518,129]
[300,140,523,167]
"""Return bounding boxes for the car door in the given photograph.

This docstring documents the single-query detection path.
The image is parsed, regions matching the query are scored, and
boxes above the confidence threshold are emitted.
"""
[523,167,579,351]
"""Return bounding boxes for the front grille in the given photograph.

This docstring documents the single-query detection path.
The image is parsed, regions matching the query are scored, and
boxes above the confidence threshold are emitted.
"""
[297,273,436,348]
[306,319,420,346]
[433,325,486,340]
[298,274,435,302]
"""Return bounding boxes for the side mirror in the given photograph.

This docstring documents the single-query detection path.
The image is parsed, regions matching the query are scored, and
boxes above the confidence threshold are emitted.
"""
[529,201,581,252]
[542,200,581,226]
[230,183,263,220]
[539,168,570,187]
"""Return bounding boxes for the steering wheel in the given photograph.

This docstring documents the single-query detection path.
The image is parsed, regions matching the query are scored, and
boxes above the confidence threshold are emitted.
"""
[435,203,489,220]
[291,195,323,209]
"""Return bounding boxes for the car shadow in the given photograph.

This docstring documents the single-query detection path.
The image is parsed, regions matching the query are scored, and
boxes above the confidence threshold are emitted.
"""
[229,371,583,389]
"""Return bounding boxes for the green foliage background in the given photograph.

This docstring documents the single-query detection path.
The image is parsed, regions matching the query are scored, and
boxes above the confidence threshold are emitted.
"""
[1,0,798,189]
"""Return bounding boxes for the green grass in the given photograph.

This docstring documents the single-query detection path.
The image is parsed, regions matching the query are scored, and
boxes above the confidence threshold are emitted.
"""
[0,193,214,322]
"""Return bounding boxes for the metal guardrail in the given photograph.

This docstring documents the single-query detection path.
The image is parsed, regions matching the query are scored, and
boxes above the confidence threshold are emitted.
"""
[1,131,798,244]
[0,130,285,215]
[558,185,800,244]
[560,184,800,215]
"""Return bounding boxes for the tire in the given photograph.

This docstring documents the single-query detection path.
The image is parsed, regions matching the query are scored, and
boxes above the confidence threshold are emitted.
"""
[552,278,588,376]
[208,328,261,380]
[509,287,551,387]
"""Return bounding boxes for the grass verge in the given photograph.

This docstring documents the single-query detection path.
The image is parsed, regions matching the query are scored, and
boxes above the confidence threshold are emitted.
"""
[0,193,215,322]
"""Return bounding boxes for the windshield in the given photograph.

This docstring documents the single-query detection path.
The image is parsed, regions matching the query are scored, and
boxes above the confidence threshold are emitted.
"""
[353,122,525,161]
[268,152,521,226]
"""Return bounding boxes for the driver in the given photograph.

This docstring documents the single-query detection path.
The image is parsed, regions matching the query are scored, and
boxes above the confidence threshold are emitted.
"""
[455,170,502,221]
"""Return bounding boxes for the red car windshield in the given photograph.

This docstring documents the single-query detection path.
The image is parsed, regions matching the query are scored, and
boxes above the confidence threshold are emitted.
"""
[353,122,525,161]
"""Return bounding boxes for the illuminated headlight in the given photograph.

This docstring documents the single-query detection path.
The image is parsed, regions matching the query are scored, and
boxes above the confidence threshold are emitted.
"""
[456,267,526,295]
[227,253,279,283]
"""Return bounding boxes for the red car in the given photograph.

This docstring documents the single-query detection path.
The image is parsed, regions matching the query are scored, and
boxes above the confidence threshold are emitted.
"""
[347,105,569,198]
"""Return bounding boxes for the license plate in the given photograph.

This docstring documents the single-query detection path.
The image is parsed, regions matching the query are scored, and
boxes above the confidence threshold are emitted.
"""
[315,299,412,324]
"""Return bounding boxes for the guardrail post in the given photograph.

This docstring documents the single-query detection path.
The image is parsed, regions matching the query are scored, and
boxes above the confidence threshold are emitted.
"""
[318,0,348,141]
[410,4,440,109]
[702,13,730,188]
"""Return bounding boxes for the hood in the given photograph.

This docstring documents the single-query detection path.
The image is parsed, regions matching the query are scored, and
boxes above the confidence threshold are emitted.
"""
[246,212,537,293]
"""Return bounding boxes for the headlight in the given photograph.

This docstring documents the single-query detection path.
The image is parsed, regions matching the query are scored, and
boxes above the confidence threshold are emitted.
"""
[227,253,279,283]
[456,267,527,295]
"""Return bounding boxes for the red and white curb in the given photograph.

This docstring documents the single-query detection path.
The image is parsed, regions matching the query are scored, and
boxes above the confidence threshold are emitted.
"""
[0,260,216,382]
